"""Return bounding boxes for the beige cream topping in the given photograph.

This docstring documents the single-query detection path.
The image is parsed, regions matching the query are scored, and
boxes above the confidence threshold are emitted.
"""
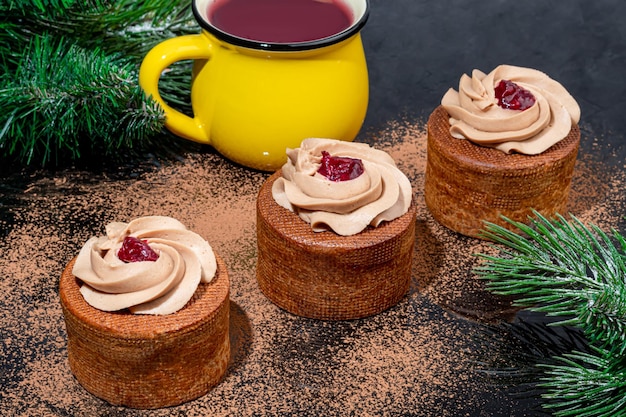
[272,138,412,236]
[72,216,217,315]
[441,64,580,154]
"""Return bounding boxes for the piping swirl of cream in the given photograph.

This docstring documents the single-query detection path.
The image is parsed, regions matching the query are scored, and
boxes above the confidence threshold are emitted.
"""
[272,138,413,236]
[441,64,580,154]
[72,216,217,315]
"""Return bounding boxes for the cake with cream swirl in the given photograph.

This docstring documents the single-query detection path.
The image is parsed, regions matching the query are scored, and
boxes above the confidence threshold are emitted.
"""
[424,64,581,238]
[256,138,417,320]
[59,216,230,408]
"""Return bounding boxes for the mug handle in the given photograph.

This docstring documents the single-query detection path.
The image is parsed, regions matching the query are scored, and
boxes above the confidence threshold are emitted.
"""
[139,35,213,144]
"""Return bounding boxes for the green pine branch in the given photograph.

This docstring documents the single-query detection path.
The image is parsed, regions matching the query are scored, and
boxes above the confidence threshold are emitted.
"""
[476,211,626,416]
[0,36,164,165]
[1,0,197,59]
[0,0,197,167]
[477,212,626,356]
[539,348,626,417]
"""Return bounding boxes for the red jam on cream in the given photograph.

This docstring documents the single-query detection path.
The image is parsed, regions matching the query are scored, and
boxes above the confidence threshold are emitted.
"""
[72,216,217,315]
[494,79,536,111]
[317,151,365,181]
[117,236,160,262]
[272,138,413,236]
[441,64,581,155]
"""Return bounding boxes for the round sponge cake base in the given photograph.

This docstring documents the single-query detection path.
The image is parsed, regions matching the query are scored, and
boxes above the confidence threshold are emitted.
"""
[59,254,230,409]
[256,171,417,320]
[424,105,580,238]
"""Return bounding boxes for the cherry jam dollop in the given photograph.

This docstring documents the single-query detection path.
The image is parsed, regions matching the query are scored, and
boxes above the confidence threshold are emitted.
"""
[494,79,536,111]
[117,236,159,263]
[317,150,364,181]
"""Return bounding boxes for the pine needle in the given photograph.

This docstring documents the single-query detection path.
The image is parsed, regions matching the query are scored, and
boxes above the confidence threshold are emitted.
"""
[476,211,626,416]
[477,212,626,354]
[0,0,196,167]
[539,349,626,417]
[1,0,197,59]
[0,36,164,165]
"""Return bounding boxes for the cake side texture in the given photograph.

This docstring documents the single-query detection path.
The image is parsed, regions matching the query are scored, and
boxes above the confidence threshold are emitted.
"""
[59,254,230,408]
[425,105,580,238]
[257,171,417,320]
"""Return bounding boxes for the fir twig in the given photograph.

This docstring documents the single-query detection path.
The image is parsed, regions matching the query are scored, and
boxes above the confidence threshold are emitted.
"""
[476,212,626,416]
[0,36,164,165]
[1,0,197,60]
[539,348,626,417]
[0,0,196,166]
[476,212,626,356]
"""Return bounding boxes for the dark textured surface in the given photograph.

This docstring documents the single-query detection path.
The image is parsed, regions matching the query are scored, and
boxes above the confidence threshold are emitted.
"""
[362,0,626,144]
[1,1,626,416]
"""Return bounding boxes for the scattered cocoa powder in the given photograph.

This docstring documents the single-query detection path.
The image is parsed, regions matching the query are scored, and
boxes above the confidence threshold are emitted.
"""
[1,117,623,416]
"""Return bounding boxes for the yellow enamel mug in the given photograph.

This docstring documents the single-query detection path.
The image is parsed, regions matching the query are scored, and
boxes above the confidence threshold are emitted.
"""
[139,0,370,171]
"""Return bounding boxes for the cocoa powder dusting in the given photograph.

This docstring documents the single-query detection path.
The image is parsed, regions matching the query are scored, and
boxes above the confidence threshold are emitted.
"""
[1,118,623,416]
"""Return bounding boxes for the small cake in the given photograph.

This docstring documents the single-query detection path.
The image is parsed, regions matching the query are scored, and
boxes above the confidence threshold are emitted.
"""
[59,216,230,409]
[256,138,417,320]
[424,65,581,238]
